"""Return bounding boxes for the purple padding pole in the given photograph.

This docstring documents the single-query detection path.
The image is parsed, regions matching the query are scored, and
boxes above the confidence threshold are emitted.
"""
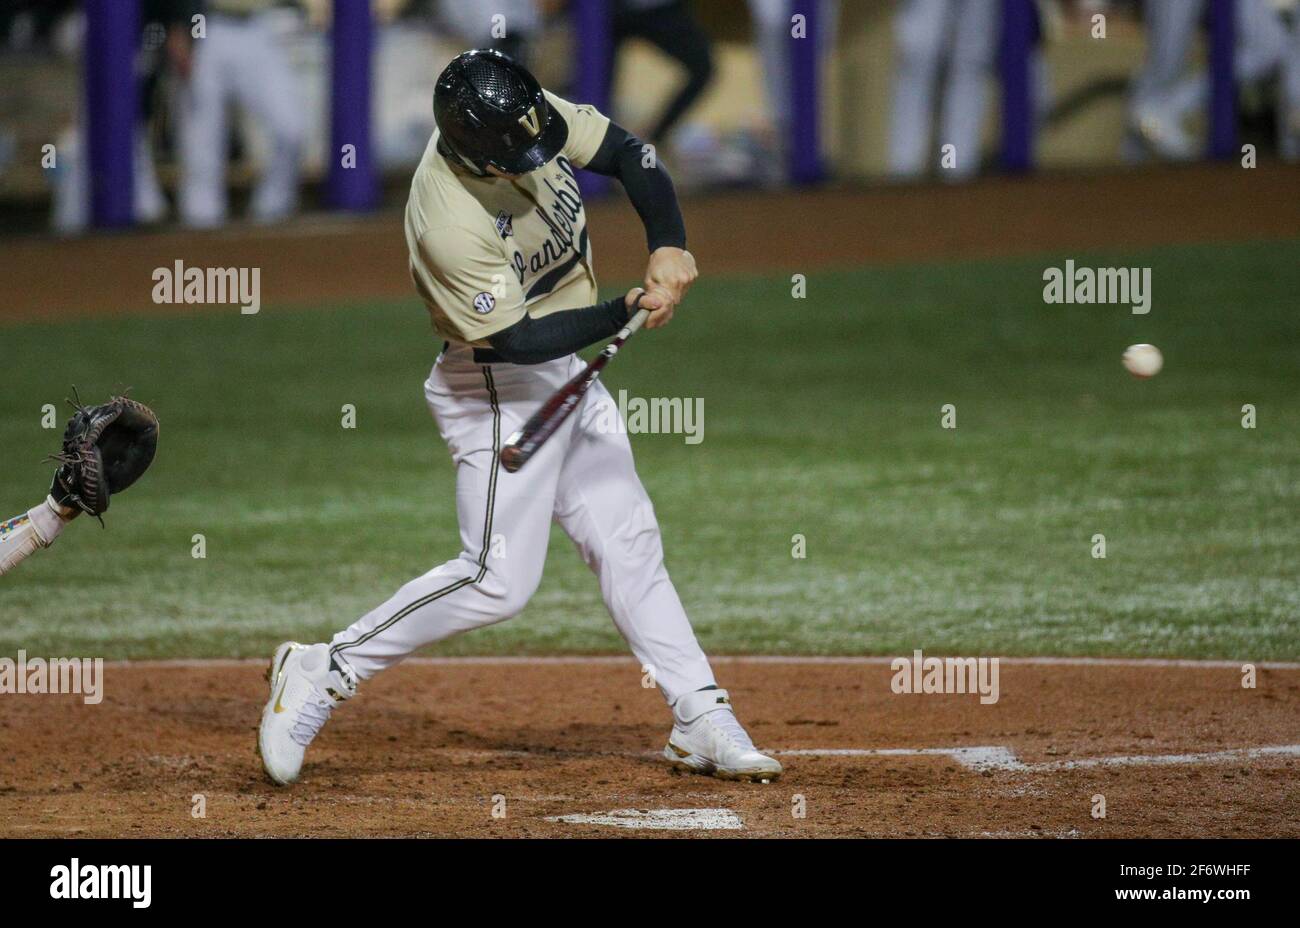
[788,0,823,184]
[328,0,378,211]
[85,0,139,228]
[999,0,1034,172]
[1207,0,1237,160]
[572,0,613,199]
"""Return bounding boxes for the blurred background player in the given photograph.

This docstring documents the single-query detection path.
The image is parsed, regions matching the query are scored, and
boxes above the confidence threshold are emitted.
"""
[174,0,305,226]
[435,0,544,66]
[610,0,716,145]
[746,0,839,182]
[1128,0,1298,161]
[888,0,1001,180]
[48,0,197,234]
[1,1,1295,225]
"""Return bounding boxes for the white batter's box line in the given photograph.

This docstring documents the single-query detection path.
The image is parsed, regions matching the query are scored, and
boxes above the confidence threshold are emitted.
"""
[776,746,1024,772]
[544,808,744,830]
[776,743,1300,773]
[1038,743,1300,771]
[104,655,1300,670]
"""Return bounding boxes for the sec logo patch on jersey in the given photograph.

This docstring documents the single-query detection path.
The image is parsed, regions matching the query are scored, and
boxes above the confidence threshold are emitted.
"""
[472,291,496,315]
[495,210,513,239]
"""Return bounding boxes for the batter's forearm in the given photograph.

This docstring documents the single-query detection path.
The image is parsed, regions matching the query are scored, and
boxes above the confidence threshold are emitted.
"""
[585,123,686,252]
[487,298,632,365]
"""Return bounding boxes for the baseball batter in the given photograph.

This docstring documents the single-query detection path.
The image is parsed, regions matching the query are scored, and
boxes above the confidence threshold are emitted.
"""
[258,50,782,786]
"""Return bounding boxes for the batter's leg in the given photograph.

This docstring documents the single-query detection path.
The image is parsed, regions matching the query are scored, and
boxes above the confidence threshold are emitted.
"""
[551,380,781,781]
[262,356,582,784]
[327,358,576,680]
[551,379,715,705]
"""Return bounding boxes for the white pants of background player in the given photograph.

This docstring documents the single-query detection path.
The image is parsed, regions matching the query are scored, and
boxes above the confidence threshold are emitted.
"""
[328,347,717,704]
[747,0,841,135]
[1131,0,1296,158]
[174,12,304,226]
[888,0,1000,180]
[49,126,167,235]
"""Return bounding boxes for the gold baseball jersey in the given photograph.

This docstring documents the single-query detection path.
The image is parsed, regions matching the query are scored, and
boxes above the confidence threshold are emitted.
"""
[405,91,612,347]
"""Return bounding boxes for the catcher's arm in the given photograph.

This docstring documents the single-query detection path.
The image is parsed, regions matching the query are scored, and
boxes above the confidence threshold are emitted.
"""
[0,498,77,577]
[1,394,159,579]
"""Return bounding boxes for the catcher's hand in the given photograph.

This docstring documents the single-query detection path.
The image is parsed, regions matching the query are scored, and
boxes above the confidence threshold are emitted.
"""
[49,394,160,519]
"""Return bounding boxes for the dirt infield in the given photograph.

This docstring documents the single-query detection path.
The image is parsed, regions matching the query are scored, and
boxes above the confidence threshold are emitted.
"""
[1,658,1295,838]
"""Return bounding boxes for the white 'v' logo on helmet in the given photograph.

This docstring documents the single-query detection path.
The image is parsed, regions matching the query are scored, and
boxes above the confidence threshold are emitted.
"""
[518,107,541,137]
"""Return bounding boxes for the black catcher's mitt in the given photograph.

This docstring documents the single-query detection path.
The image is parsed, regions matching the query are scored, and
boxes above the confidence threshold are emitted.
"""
[50,394,160,519]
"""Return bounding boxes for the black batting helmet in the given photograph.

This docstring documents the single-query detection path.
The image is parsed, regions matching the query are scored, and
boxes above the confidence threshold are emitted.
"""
[433,49,569,176]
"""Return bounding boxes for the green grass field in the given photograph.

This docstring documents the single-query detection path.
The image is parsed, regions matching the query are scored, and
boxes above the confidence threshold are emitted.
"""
[2,238,1297,659]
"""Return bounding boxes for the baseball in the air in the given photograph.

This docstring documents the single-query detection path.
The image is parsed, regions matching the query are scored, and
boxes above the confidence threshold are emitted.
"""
[1123,343,1163,378]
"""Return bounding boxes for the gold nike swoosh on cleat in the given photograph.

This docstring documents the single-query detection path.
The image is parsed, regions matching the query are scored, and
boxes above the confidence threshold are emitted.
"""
[667,742,692,758]
[268,647,293,688]
[272,679,290,714]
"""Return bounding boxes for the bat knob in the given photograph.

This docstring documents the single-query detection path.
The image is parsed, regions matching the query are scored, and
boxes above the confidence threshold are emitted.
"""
[500,445,525,473]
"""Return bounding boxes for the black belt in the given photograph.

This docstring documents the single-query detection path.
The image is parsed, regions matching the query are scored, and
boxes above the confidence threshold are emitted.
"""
[442,341,507,364]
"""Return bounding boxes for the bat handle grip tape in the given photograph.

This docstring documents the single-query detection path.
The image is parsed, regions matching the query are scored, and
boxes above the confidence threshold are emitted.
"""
[621,306,651,340]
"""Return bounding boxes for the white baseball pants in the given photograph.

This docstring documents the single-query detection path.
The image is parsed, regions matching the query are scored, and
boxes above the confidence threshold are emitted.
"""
[329,347,717,704]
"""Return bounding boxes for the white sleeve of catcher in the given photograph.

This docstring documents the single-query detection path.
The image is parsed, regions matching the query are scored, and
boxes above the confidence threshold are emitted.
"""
[0,497,74,577]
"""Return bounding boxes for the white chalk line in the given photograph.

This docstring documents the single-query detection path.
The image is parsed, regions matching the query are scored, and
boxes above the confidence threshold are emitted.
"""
[777,743,1300,773]
[544,808,743,831]
[335,742,1300,775]
[103,655,1300,670]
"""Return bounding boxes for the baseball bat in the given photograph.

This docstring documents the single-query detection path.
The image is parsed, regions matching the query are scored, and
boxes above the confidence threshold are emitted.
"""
[499,303,651,474]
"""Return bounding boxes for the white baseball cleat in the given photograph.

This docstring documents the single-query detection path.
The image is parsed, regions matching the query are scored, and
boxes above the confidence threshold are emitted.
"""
[258,642,356,786]
[663,688,782,782]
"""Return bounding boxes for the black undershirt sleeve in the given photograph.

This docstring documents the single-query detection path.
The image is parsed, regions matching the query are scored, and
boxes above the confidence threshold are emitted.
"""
[487,297,631,365]
[583,123,687,253]
[485,124,677,366]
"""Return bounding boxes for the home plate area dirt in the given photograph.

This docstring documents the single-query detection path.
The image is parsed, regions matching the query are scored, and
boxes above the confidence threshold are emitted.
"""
[1,658,1296,838]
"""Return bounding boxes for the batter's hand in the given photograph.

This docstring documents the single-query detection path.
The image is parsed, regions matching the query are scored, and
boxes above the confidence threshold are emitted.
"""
[625,287,672,329]
[644,247,697,329]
